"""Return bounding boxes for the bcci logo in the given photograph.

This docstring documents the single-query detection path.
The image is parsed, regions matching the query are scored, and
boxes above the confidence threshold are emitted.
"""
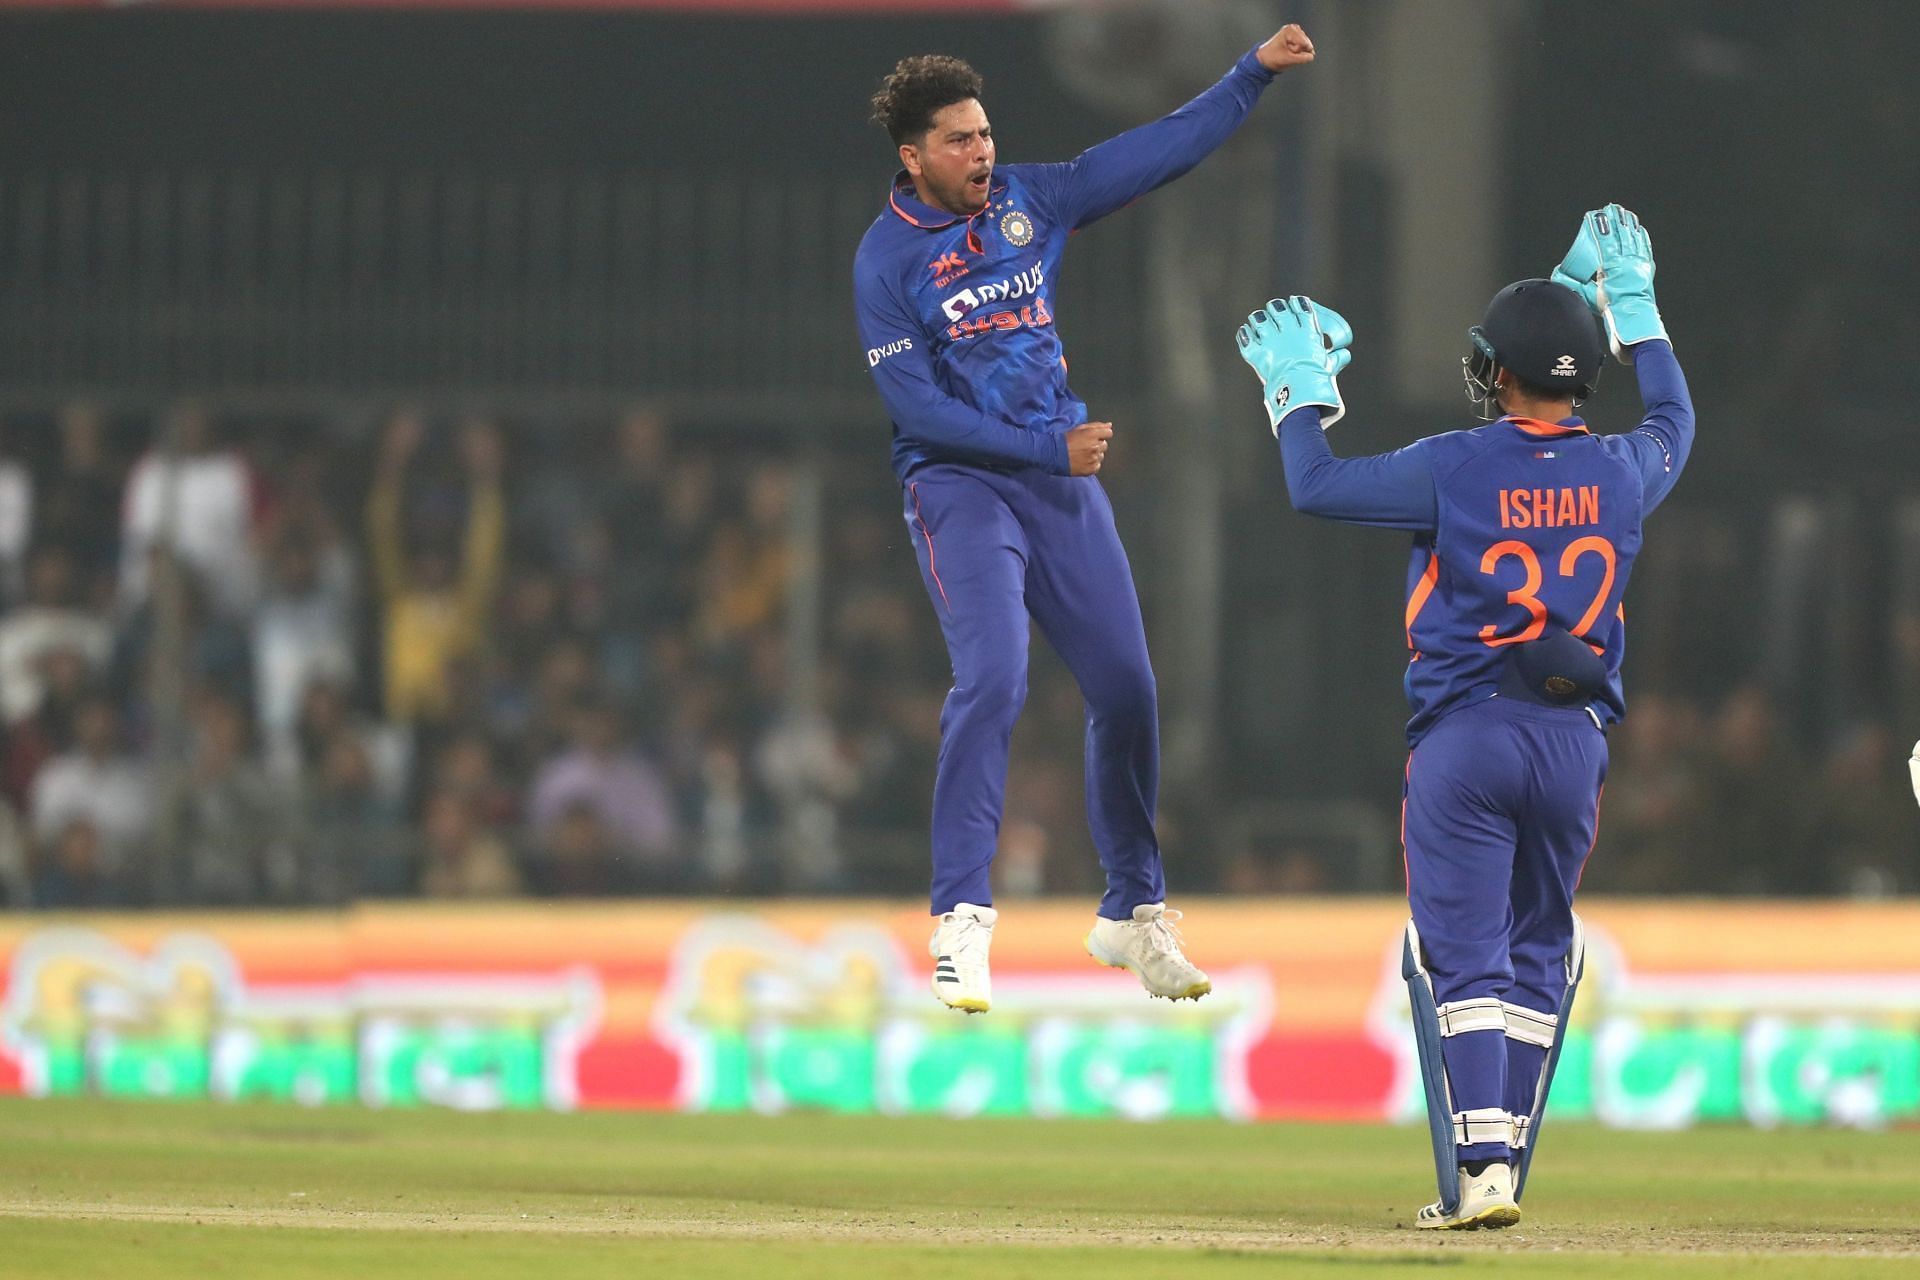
[999,209,1035,247]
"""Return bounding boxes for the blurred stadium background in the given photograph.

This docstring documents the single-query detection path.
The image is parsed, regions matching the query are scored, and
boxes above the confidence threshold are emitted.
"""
[0,0,1913,1146]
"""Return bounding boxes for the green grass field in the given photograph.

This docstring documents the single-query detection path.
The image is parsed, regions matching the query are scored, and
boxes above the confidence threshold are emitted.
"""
[0,1099,1914,1279]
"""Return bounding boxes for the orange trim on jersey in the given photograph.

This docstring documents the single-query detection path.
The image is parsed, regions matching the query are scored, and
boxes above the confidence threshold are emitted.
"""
[1504,416,1592,438]
[1403,553,1440,651]
[886,173,1007,242]
[888,186,951,229]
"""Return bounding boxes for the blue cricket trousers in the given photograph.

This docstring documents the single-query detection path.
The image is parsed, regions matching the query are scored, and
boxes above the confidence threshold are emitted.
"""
[902,462,1166,919]
[1403,696,1608,1162]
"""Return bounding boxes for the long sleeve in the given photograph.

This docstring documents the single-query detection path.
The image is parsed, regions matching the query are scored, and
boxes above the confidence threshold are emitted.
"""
[456,481,505,626]
[1276,407,1440,530]
[1615,339,1694,514]
[856,268,1071,474]
[1017,48,1276,231]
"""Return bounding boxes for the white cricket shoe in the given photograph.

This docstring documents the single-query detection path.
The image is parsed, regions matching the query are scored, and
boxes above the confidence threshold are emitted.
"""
[1416,1162,1521,1231]
[1084,903,1211,1001]
[929,903,996,1013]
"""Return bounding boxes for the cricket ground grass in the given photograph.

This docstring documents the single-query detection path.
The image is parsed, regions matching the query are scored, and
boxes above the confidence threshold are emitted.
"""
[0,1098,1913,1278]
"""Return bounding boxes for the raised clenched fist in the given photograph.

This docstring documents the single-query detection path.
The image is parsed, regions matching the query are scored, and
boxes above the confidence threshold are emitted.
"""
[1257,24,1315,74]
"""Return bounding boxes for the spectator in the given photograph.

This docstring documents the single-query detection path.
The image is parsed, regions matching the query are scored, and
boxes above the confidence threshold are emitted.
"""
[111,549,254,714]
[0,401,1888,909]
[654,449,719,634]
[38,402,123,599]
[601,409,671,551]
[528,701,676,870]
[595,409,679,629]
[1697,685,1819,894]
[300,727,402,901]
[528,802,634,897]
[0,420,32,607]
[163,691,294,905]
[1,647,95,813]
[366,412,504,725]
[695,466,792,653]
[417,787,523,898]
[252,534,356,764]
[119,402,261,618]
[0,544,113,726]
[1582,692,1710,893]
[514,636,598,773]
[0,798,29,907]
[756,658,862,890]
[30,693,151,885]
[292,678,411,805]
[690,741,753,891]
[429,731,518,830]
[32,818,124,910]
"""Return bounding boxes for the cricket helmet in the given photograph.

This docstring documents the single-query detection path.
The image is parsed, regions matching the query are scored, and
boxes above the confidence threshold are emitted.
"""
[1462,278,1603,419]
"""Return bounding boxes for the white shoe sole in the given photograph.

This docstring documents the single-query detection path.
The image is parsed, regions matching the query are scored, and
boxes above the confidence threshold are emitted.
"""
[1083,931,1212,1001]
[933,984,989,1014]
[1416,1203,1521,1231]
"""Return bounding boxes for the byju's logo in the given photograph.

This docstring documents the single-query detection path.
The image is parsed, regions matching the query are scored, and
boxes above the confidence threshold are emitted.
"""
[867,338,913,367]
[942,261,1045,323]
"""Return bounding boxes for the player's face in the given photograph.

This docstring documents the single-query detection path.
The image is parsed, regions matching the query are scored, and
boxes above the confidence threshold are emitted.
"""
[905,99,995,217]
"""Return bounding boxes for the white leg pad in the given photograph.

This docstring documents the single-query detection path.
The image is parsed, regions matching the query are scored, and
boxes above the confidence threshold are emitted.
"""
[1502,1001,1558,1048]
[1452,1106,1515,1147]
[1511,1113,1532,1150]
[1435,997,1507,1036]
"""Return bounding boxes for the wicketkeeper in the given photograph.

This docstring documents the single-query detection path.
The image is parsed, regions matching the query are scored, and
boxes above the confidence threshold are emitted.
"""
[1235,206,1695,1228]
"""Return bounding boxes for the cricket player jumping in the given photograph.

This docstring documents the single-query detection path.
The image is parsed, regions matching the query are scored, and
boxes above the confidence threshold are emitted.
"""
[1236,207,1694,1227]
[855,24,1317,1013]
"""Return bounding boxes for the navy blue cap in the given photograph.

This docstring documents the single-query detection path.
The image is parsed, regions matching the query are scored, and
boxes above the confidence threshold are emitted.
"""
[1498,626,1610,707]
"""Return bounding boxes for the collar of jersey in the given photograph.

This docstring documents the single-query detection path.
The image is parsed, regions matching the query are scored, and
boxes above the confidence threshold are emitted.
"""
[1502,415,1591,438]
[887,170,1009,230]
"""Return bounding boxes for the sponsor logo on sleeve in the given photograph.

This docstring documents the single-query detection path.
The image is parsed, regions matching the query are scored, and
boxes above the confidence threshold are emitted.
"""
[867,338,913,367]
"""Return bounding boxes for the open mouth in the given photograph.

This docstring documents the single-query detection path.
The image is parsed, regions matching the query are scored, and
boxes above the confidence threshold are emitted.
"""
[968,172,990,195]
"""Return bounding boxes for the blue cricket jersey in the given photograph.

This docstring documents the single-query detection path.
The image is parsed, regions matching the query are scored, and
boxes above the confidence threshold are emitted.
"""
[855,47,1279,481]
[1275,340,1695,743]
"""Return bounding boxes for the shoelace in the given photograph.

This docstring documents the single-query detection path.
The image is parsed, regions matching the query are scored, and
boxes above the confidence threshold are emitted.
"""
[947,914,992,960]
[1141,908,1188,959]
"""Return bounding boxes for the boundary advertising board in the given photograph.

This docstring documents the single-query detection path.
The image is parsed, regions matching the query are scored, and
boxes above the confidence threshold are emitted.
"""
[0,900,1913,1128]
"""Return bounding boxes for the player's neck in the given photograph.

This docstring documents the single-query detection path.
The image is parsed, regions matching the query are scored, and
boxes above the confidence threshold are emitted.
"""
[1498,393,1577,423]
[910,176,947,214]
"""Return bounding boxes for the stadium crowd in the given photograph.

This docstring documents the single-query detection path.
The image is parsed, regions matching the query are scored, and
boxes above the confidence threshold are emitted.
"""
[0,402,1909,908]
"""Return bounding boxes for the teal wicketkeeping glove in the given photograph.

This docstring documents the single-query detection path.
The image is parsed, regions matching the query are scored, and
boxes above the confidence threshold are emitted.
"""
[1551,203,1668,360]
[1235,295,1353,433]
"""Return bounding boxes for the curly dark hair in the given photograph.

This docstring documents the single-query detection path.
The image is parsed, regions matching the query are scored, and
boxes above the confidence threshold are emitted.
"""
[869,55,984,146]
